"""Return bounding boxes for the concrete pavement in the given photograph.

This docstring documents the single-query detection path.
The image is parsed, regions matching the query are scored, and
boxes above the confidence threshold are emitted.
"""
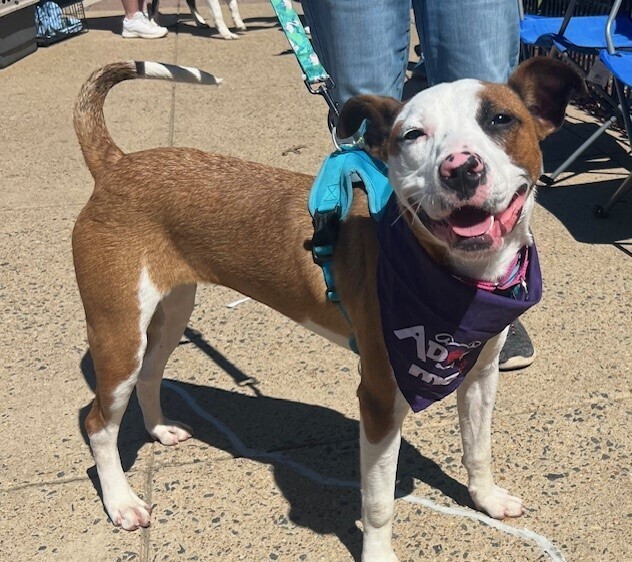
[0,1,630,560]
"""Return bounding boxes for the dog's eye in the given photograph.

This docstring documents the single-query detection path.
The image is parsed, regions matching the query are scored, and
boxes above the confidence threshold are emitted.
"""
[491,113,513,126]
[402,129,425,141]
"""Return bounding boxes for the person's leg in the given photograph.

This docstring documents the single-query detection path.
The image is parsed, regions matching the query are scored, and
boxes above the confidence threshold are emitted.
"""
[414,0,520,85]
[301,0,411,109]
[121,0,142,18]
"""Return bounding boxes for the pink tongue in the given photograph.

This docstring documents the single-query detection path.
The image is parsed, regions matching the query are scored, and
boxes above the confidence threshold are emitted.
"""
[449,214,494,238]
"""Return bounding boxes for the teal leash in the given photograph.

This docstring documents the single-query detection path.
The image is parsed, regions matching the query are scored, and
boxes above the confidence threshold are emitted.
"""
[269,0,339,117]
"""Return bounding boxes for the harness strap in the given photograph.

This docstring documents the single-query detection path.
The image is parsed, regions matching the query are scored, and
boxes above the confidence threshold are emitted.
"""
[308,146,392,353]
[308,144,391,220]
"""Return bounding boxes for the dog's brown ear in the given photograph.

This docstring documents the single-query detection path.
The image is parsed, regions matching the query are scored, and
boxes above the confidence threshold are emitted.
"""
[509,57,587,139]
[337,95,404,161]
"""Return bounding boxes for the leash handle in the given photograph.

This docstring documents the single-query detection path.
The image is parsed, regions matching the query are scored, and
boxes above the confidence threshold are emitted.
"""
[269,0,339,116]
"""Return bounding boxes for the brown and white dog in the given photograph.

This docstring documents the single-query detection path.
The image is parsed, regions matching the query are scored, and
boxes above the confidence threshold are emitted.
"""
[72,58,583,561]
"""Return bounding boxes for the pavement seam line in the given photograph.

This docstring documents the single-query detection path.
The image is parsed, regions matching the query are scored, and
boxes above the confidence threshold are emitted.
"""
[162,379,568,562]
[139,450,154,562]
[167,4,180,149]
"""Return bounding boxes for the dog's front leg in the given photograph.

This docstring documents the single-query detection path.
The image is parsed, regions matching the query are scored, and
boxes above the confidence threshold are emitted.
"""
[457,329,525,519]
[206,0,239,39]
[359,381,409,562]
[225,0,246,30]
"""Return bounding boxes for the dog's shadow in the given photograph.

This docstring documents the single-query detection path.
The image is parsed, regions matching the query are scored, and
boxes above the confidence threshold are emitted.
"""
[78,328,472,561]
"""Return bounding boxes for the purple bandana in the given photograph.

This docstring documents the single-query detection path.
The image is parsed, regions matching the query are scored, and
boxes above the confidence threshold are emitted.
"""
[376,196,542,412]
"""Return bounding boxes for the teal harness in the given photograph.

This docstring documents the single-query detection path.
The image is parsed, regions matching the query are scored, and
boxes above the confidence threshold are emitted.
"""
[308,132,393,352]
[267,1,393,349]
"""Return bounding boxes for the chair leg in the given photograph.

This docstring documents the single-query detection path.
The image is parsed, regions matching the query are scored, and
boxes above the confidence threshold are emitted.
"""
[540,115,617,185]
[594,172,632,217]
[594,78,632,217]
[614,78,632,146]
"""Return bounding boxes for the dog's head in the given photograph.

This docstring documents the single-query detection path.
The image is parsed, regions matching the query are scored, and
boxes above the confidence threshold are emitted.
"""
[337,57,585,277]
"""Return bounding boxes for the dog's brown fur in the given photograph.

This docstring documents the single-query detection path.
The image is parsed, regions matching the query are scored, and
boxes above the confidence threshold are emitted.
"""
[73,63,402,443]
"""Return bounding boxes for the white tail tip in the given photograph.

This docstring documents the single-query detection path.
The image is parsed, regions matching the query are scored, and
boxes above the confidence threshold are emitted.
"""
[139,61,223,85]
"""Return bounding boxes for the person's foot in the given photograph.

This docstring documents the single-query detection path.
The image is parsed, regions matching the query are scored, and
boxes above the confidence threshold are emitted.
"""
[122,12,168,39]
[499,319,535,371]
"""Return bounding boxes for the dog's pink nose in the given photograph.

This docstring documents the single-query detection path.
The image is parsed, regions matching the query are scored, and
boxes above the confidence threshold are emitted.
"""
[439,151,486,200]
[439,151,485,178]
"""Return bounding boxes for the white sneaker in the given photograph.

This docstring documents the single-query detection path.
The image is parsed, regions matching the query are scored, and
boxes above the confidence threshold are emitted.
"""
[122,12,168,39]
[142,10,159,28]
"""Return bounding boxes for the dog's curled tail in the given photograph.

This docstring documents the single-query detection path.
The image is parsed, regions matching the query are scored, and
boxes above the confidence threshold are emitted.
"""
[74,61,222,178]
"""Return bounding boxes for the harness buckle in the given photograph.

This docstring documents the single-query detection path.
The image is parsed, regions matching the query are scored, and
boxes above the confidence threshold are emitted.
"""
[326,290,340,303]
[311,208,341,266]
[305,77,339,117]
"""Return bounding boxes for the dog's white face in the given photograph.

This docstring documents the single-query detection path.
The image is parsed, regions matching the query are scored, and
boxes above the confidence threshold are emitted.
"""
[337,57,584,279]
[389,79,537,258]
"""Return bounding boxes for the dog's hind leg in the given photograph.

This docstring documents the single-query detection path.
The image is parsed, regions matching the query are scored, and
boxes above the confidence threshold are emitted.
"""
[186,0,210,28]
[457,329,525,519]
[206,0,239,39]
[136,284,197,445]
[147,0,159,22]
[225,0,246,31]
[83,267,163,531]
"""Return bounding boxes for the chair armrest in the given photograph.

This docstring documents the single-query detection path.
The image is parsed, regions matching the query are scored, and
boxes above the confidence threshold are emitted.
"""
[606,0,624,54]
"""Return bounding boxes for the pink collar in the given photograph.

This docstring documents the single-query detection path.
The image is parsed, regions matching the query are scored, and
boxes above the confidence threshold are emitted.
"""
[457,247,530,293]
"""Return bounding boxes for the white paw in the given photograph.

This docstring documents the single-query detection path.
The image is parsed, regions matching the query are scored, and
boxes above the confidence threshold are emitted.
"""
[471,485,525,519]
[217,25,239,40]
[149,420,193,446]
[235,22,247,31]
[362,548,398,562]
[105,488,152,531]
[362,536,398,562]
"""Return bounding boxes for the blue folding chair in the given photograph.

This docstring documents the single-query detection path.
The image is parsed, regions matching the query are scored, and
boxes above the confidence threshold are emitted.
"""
[520,0,632,216]
[520,1,632,54]
[595,0,632,216]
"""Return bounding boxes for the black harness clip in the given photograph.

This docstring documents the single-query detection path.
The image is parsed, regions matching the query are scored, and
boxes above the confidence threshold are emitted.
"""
[311,207,341,266]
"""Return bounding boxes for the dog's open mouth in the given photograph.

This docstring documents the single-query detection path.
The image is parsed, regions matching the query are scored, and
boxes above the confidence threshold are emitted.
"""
[419,185,529,251]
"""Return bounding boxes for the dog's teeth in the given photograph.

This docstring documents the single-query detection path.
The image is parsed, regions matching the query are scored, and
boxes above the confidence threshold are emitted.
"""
[485,215,495,234]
